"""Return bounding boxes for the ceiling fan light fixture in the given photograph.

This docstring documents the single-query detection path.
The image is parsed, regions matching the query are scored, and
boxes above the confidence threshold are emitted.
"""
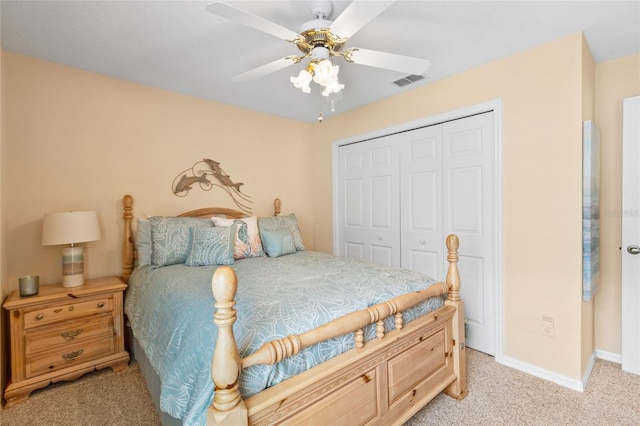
[311,59,336,85]
[291,58,343,97]
[291,69,313,93]
[321,79,344,97]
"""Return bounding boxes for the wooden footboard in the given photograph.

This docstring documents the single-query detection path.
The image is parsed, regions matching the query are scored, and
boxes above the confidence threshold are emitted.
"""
[208,236,467,426]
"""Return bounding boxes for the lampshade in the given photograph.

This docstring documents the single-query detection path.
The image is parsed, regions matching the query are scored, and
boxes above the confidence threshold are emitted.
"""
[42,211,101,288]
[42,211,101,246]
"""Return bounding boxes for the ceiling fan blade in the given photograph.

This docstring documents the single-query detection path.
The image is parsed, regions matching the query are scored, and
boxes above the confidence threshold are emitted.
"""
[232,57,299,82]
[346,48,431,75]
[329,0,396,39]
[206,1,301,42]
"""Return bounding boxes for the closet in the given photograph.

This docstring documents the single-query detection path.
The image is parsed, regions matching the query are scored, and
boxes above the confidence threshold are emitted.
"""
[337,111,496,355]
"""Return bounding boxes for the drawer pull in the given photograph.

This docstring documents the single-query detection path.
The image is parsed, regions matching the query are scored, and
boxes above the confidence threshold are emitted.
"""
[97,302,105,308]
[35,313,44,320]
[62,349,84,361]
[54,308,62,313]
[61,329,83,339]
[68,306,74,311]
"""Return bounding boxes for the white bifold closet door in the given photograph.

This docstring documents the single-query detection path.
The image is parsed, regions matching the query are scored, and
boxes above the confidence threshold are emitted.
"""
[337,111,496,355]
[339,137,401,267]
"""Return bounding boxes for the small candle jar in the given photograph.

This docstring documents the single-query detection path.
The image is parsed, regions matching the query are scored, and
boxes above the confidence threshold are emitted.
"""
[19,275,39,297]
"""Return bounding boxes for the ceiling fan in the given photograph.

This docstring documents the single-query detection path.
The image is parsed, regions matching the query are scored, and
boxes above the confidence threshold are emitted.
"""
[206,0,431,98]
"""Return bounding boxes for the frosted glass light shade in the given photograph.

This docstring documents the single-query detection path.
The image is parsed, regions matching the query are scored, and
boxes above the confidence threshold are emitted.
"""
[42,211,101,287]
[290,69,312,93]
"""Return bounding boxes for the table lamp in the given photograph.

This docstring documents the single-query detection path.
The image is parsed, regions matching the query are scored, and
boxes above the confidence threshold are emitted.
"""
[42,211,102,287]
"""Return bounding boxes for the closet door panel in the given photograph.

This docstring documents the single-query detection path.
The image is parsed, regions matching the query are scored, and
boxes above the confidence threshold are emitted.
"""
[443,112,495,355]
[400,126,443,279]
[449,166,483,235]
[339,139,400,267]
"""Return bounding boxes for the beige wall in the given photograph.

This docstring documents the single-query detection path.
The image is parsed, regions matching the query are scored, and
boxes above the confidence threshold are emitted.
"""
[595,53,640,355]
[3,52,315,288]
[314,32,589,380]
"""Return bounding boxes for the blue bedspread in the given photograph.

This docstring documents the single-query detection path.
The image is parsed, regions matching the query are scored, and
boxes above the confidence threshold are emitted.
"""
[124,251,444,425]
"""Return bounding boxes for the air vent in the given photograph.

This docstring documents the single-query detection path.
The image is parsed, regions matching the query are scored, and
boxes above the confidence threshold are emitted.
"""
[393,74,426,87]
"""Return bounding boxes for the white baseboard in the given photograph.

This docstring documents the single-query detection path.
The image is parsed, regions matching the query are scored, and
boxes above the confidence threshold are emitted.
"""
[498,350,622,393]
[582,351,597,390]
[498,355,586,392]
[595,349,622,364]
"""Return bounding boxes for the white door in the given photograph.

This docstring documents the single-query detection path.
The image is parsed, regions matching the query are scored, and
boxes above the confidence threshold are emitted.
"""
[622,95,640,375]
[339,139,400,267]
[399,125,444,277]
[442,113,496,355]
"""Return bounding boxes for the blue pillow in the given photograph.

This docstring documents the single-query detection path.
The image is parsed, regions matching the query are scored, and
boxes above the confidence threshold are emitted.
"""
[261,228,296,258]
[186,225,236,266]
[136,217,151,267]
[149,216,212,267]
[258,213,305,251]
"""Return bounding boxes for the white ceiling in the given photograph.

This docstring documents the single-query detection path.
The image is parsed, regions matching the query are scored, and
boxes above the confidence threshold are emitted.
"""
[1,1,639,123]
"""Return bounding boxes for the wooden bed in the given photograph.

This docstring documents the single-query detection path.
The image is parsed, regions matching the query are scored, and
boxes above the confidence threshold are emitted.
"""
[121,194,467,425]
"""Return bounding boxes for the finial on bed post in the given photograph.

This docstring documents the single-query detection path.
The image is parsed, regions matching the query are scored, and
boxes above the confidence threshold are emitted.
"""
[445,234,461,302]
[122,195,134,284]
[273,198,281,216]
[209,266,248,425]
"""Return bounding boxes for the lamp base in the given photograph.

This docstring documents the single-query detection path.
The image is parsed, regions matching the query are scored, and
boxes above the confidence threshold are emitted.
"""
[62,246,85,288]
[62,274,85,288]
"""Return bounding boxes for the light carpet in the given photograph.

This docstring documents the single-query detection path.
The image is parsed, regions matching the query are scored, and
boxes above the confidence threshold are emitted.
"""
[2,349,639,425]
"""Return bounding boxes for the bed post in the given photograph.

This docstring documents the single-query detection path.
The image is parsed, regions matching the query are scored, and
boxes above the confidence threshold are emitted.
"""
[443,234,468,400]
[122,194,134,284]
[273,198,281,216]
[207,266,248,425]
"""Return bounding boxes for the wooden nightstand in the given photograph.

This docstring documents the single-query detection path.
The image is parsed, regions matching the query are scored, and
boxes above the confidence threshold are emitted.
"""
[3,276,130,407]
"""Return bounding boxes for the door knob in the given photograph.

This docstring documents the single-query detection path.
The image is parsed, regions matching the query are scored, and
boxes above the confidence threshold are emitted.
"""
[628,245,640,255]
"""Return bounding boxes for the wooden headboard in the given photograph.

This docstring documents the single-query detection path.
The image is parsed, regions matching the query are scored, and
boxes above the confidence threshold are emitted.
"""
[121,195,281,283]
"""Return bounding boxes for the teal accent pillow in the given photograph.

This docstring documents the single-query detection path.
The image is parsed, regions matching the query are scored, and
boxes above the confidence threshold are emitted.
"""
[258,213,305,251]
[186,225,236,266]
[260,228,296,258]
[149,216,213,267]
[136,217,151,267]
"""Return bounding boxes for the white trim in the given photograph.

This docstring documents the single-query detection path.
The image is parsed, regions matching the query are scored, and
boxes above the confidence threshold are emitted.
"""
[582,351,597,390]
[331,99,504,360]
[499,355,586,393]
[492,100,505,363]
[596,349,622,364]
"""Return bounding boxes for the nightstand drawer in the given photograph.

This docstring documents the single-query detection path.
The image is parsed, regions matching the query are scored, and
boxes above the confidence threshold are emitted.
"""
[26,337,115,378]
[24,297,113,329]
[25,314,114,355]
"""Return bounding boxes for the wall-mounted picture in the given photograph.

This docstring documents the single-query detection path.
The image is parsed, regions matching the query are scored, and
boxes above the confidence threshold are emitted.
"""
[583,120,600,301]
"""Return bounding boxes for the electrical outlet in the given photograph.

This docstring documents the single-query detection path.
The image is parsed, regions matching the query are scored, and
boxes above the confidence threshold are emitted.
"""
[541,313,554,337]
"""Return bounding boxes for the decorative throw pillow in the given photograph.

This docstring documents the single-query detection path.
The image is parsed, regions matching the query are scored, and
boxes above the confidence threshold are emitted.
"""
[260,228,296,258]
[258,213,305,251]
[136,217,151,267]
[149,216,213,267]
[186,225,236,266]
[212,216,264,259]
